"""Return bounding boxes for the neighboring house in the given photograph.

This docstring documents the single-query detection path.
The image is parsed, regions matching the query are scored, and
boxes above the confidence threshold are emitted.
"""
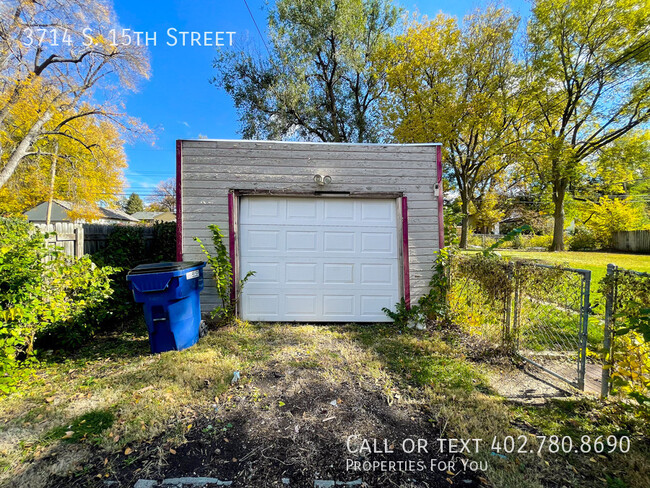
[25,199,139,224]
[177,139,443,323]
[131,211,176,222]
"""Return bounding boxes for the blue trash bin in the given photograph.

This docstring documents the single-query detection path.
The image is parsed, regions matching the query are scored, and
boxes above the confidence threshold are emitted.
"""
[127,261,206,353]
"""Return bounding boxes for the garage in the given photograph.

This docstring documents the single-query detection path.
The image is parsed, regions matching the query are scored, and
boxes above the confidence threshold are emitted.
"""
[176,139,442,322]
[239,196,400,322]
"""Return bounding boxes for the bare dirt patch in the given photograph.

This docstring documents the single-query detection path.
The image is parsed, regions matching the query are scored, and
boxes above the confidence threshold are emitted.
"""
[39,357,486,487]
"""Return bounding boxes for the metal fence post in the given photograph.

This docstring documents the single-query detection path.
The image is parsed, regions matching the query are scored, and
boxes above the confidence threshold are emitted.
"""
[577,270,591,391]
[601,264,616,398]
[504,264,513,351]
[512,263,520,352]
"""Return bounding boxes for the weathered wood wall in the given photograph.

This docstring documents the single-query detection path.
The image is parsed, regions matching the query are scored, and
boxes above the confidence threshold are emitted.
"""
[178,139,441,312]
[612,230,650,253]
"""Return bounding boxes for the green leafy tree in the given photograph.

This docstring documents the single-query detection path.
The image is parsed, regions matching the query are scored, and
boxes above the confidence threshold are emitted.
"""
[592,130,650,198]
[524,0,650,251]
[583,196,648,248]
[212,0,399,142]
[376,6,521,248]
[124,193,144,215]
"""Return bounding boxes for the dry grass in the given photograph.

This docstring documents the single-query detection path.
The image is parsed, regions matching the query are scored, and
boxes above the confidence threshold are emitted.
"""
[0,321,647,488]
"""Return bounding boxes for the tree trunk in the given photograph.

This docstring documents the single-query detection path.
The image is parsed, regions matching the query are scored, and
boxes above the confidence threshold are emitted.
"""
[551,178,567,251]
[460,198,470,249]
[46,143,58,225]
[0,111,52,188]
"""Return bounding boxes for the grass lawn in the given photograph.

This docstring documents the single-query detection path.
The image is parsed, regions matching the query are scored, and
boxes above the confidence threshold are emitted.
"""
[496,251,650,288]
[1,320,648,488]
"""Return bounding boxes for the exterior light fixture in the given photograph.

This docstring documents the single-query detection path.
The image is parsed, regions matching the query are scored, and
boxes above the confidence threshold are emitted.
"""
[314,174,332,186]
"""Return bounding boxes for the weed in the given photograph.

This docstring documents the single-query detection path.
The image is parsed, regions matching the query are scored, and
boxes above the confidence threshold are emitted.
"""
[43,409,115,444]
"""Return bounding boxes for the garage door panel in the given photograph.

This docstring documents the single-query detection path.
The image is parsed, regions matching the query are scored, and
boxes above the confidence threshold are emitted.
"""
[286,231,318,251]
[361,263,395,285]
[244,262,280,284]
[240,196,400,322]
[286,199,317,219]
[323,232,355,252]
[361,232,395,253]
[360,295,394,316]
[246,294,280,316]
[361,200,396,224]
[323,263,355,284]
[246,198,281,219]
[323,295,355,316]
[285,295,317,316]
[285,263,318,284]
[246,230,281,251]
[323,199,355,221]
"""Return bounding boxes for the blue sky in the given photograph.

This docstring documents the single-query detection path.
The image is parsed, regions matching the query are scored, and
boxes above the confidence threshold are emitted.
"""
[113,0,530,200]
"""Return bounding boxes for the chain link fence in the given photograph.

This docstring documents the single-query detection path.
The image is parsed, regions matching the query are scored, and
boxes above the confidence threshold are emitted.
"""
[601,265,650,399]
[450,254,593,390]
[448,255,514,349]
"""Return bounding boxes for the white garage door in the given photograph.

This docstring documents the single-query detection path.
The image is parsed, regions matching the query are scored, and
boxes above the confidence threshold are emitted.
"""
[239,196,400,322]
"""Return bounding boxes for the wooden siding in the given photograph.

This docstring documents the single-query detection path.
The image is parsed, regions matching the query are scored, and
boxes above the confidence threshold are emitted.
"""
[179,140,441,313]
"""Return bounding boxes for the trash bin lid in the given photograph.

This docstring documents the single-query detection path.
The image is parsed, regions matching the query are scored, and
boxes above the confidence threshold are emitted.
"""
[127,261,205,276]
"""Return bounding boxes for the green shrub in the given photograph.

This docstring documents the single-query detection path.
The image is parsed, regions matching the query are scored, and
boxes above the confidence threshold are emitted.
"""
[384,248,453,328]
[568,226,600,251]
[91,222,176,320]
[0,218,115,393]
[91,225,147,320]
[526,234,552,249]
[150,221,176,262]
[194,225,255,322]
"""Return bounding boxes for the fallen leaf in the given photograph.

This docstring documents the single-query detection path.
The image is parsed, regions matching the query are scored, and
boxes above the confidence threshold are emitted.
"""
[187,424,192,430]
[104,458,108,466]
[62,431,74,439]
[232,457,238,462]
[113,435,120,443]
[124,447,132,456]
[45,397,55,403]
[323,416,336,422]
[278,401,285,407]
[169,449,176,455]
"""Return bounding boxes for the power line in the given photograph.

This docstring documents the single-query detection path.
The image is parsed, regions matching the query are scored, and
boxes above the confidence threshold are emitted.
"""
[242,0,271,57]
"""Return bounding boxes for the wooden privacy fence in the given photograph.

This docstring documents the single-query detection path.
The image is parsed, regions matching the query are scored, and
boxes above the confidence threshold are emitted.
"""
[34,223,158,257]
[82,224,156,255]
[611,230,650,253]
[34,222,84,258]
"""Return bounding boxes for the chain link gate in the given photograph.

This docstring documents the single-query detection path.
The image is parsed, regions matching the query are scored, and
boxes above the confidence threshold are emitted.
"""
[513,263,591,390]
[450,257,593,390]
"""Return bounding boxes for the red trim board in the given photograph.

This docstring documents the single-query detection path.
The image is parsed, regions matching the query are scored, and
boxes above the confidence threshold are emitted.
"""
[175,140,183,261]
[436,145,444,250]
[401,196,411,309]
[228,192,237,304]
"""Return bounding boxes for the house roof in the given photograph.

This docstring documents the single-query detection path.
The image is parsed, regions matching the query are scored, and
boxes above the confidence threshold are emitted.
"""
[102,207,138,221]
[131,211,176,221]
[131,211,162,220]
[25,200,138,222]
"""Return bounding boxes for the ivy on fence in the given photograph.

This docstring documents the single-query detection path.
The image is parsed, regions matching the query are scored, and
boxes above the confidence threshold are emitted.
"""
[600,268,650,409]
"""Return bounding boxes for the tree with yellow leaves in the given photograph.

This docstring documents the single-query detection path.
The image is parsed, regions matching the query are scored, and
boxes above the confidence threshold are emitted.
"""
[0,111,127,219]
[524,0,650,251]
[375,6,521,248]
[0,0,149,205]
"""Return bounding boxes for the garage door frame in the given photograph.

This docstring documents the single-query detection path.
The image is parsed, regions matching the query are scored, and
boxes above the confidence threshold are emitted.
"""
[228,190,410,321]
